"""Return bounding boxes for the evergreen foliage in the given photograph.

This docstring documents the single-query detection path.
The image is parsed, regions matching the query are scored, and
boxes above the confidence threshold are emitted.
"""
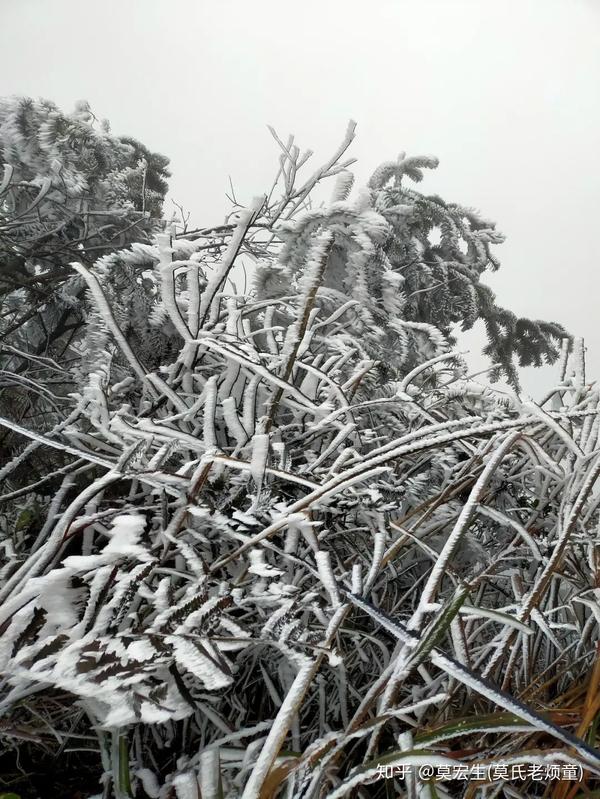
[2,108,599,799]
[0,97,169,361]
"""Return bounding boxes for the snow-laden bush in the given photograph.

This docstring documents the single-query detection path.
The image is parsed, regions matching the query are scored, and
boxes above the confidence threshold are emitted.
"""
[2,120,600,798]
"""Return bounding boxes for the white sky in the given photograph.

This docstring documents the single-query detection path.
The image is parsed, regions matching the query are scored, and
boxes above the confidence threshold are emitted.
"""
[1,0,599,396]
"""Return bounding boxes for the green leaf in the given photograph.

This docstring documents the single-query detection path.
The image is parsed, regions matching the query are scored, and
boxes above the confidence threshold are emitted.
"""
[406,583,470,669]
[15,508,34,532]
[415,711,533,747]
[457,603,533,635]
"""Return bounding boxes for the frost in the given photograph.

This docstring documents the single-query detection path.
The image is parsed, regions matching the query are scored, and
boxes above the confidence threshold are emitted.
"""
[102,513,149,557]
[248,549,284,578]
[170,636,233,691]
[0,108,588,798]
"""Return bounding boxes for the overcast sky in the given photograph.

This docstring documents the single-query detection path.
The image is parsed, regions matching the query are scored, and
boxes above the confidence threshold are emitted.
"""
[2,0,599,396]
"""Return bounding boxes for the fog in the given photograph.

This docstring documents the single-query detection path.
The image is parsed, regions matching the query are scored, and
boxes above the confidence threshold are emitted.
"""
[2,0,598,395]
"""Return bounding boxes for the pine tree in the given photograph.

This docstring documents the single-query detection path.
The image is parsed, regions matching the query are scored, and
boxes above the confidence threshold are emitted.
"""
[254,152,567,390]
[0,96,170,359]
[0,97,171,511]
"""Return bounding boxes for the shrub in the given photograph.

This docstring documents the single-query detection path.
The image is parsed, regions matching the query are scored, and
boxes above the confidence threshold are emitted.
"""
[2,111,599,799]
